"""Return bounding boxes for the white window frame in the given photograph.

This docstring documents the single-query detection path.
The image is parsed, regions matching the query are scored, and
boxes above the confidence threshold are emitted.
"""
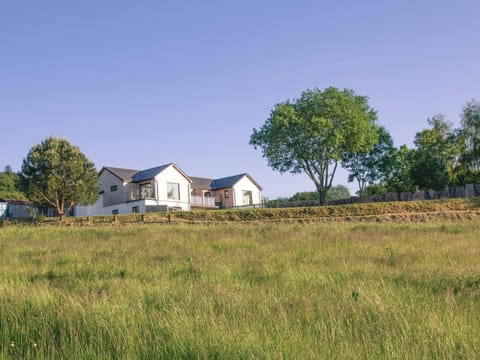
[167,182,180,200]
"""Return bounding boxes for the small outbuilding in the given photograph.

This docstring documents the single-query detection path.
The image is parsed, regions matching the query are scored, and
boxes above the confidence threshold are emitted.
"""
[0,198,32,219]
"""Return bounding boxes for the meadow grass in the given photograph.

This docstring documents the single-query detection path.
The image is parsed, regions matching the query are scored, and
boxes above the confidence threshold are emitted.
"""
[0,221,479,359]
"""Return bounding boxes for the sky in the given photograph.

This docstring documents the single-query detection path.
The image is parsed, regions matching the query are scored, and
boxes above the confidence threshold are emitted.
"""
[1,0,479,198]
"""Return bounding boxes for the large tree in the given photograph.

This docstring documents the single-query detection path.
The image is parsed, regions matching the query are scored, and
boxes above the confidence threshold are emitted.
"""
[250,87,378,204]
[20,137,99,220]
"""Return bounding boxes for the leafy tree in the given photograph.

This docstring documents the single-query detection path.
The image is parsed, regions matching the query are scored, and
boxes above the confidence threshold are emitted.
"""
[20,137,99,220]
[326,185,351,201]
[410,115,458,190]
[290,185,350,202]
[250,87,378,204]
[410,149,449,191]
[0,165,26,199]
[342,125,394,195]
[361,183,388,197]
[459,100,480,180]
[383,145,417,193]
[289,191,319,202]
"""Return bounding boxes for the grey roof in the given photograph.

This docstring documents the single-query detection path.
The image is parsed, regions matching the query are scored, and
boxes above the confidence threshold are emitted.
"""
[103,167,139,182]
[131,164,172,182]
[190,176,214,190]
[211,174,247,190]
[0,198,31,205]
[190,173,262,191]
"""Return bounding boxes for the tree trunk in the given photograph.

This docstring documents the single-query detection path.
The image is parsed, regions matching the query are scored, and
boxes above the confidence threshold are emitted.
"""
[58,208,65,221]
[317,187,328,205]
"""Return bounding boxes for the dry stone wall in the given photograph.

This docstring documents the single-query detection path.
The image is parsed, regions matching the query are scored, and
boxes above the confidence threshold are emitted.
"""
[328,184,480,206]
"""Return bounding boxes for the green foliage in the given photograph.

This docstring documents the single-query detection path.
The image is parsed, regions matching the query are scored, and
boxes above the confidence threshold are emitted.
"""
[0,165,26,199]
[459,100,480,177]
[289,191,319,202]
[383,145,417,193]
[20,137,99,219]
[250,87,378,204]
[326,184,351,201]
[1,221,480,358]
[362,183,388,197]
[410,115,457,190]
[343,125,394,195]
[290,185,350,202]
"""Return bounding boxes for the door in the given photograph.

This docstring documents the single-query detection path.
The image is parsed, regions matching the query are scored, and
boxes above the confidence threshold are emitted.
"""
[242,191,253,206]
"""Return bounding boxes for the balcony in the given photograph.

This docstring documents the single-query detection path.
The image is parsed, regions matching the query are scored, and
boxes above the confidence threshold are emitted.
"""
[191,195,217,207]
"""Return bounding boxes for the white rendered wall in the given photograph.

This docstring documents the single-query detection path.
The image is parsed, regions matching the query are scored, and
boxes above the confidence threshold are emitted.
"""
[232,176,262,207]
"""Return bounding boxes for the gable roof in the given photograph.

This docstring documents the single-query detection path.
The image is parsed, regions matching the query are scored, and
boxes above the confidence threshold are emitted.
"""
[211,173,263,191]
[131,163,192,183]
[102,167,139,182]
[131,164,172,182]
[190,176,214,190]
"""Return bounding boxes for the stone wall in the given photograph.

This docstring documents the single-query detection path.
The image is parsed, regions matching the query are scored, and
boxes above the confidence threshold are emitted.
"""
[328,184,480,206]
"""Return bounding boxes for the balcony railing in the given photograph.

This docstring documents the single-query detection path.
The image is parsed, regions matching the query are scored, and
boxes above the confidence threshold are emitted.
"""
[191,195,216,207]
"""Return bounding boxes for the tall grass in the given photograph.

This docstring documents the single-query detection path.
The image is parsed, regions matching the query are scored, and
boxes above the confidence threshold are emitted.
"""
[1,221,479,359]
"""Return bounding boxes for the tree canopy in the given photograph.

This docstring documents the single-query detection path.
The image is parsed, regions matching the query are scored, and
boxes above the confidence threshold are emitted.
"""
[250,87,378,204]
[459,100,480,180]
[0,165,26,199]
[342,125,394,195]
[20,137,99,219]
[290,185,351,202]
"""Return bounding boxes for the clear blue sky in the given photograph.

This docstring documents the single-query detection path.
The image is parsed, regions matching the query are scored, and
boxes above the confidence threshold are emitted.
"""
[1,0,479,198]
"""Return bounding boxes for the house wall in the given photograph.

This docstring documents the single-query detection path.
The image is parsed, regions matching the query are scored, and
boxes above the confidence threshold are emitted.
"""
[192,188,205,197]
[212,187,234,208]
[232,176,262,207]
[100,171,129,207]
[0,202,7,218]
[8,204,31,218]
[103,200,146,215]
[75,195,104,217]
[154,165,191,210]
[0,201,31,219]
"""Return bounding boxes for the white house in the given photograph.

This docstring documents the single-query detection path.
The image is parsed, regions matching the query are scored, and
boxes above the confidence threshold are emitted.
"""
[75,163,263,216]
[75,163,192,216]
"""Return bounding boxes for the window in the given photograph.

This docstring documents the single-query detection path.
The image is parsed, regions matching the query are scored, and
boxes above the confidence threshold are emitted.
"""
[110,185,117,192]
[112,209,119,215]
[167,182,180,200]
[132,206,139,214]
[139,182,154,199]
[224,189,230,199]
[204,191,211,197]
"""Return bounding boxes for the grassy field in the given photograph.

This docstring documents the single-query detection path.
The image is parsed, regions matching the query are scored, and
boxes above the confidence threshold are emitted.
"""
[1,220,480,359]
